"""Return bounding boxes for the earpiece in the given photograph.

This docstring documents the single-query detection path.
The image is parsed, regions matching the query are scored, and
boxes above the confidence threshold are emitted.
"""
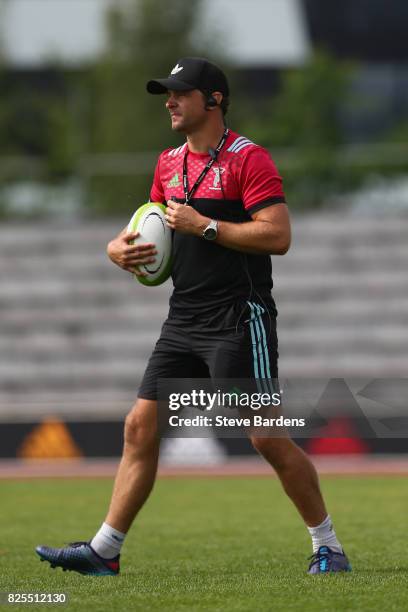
[206,95,218,109]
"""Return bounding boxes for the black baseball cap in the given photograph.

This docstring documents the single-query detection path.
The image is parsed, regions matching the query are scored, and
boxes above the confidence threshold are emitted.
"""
[146,57,229,96]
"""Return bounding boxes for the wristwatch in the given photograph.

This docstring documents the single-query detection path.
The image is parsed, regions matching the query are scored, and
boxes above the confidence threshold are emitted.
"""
[202,219,218,241]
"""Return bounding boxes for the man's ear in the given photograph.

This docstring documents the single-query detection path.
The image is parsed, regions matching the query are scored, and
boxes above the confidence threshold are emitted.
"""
[211,92,223,106]
[205,91,223,110]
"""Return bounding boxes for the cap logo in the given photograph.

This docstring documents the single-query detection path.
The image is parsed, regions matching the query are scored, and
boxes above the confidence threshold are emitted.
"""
[170,64,183,75]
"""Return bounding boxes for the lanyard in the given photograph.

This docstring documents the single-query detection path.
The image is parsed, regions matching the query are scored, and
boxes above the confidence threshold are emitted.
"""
[182,128,229,205]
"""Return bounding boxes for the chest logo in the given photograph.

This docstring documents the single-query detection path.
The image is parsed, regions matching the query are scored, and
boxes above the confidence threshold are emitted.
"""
[209,167,225,191]
[167,173,181,188]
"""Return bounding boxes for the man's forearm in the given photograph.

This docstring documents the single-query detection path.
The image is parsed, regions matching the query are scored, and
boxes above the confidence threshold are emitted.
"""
[165,199,291,255]
[197,216,290,255]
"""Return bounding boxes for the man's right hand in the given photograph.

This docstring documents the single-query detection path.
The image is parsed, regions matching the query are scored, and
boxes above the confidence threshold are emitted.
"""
[107,229,157,277]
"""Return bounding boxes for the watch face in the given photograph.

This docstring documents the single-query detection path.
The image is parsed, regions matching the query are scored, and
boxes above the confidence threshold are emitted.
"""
[204,227,217,240]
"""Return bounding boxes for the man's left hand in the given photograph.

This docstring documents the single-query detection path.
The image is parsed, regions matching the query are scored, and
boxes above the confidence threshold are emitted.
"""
[165,200,207,236]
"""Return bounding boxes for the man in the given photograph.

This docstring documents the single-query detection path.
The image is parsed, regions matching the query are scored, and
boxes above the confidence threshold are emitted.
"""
[36,57,351,575]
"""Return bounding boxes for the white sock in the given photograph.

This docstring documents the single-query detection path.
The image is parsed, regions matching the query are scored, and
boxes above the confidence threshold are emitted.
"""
[307,515,343,554]
[90,522,126,559]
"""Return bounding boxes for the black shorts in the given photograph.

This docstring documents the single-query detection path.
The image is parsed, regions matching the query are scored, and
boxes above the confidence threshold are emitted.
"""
[138,298,279,401]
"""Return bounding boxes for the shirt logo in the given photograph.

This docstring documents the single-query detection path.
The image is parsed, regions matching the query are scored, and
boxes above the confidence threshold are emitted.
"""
[171,64,183,75]
[167,173,181,187]
[209,167,225,190]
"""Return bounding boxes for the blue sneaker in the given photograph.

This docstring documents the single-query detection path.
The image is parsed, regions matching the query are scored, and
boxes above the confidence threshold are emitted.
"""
[308,545,352,574]
[35,541,120,576]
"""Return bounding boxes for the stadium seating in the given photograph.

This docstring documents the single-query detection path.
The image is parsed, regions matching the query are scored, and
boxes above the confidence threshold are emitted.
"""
[1,214,407,420]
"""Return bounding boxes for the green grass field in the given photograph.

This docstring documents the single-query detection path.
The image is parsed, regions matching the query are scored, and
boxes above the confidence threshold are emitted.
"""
[0,476,407,611]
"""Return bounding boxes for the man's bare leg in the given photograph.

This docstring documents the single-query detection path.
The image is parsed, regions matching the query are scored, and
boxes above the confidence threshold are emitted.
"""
[35,398,160,571]
[250,435,326,526]
[250,435,347,561]
[105,398,159,533]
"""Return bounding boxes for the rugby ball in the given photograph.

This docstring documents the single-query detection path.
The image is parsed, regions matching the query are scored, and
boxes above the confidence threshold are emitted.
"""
[127,202,172,286]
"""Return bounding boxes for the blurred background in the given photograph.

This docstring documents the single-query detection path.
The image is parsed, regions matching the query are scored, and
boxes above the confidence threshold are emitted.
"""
[0,0,407,470]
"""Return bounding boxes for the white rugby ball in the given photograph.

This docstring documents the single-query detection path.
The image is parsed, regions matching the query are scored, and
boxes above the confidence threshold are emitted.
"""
[127,202,172,286]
